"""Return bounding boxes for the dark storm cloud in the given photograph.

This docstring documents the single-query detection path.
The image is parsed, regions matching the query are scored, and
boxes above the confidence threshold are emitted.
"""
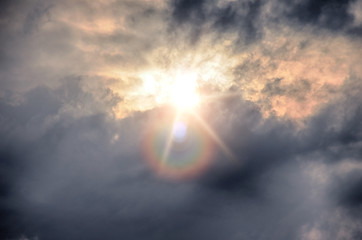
[279,0,362,37]
[0,83,305,239]
[170,0,263,44]
[0,78,151,239]
[191,76,362,238]
[337,172,362,207]
[169,0,362,44]
[2,80,362,239]
[172,0,206,24]
[283,0,357,32]
[299,78,362,157]
[196,95,298,192]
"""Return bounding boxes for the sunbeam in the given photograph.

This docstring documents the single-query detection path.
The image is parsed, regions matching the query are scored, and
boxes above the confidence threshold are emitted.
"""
[161,111,182,165]
[190,111,236,162]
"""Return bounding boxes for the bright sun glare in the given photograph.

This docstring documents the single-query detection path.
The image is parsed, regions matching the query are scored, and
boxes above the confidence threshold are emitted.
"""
[170,72,200,110]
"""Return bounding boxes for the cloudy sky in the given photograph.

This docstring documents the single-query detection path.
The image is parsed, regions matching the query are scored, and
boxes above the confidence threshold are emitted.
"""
[1,0,362,239]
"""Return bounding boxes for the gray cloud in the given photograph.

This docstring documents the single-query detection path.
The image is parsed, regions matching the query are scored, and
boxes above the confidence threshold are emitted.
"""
[283,0,357,32]
[2,76,362,239]
[1,0,362,239]
[170,0,264,44]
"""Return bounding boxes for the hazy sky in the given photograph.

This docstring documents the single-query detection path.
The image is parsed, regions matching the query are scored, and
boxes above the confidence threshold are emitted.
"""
[1,0,362,239]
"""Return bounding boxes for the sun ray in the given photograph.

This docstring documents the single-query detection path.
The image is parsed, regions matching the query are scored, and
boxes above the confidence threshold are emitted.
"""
[161,110,181,165]
[190,111,236,161]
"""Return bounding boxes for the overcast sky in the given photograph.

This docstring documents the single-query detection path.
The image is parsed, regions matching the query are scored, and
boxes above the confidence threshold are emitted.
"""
[1,0,362,239]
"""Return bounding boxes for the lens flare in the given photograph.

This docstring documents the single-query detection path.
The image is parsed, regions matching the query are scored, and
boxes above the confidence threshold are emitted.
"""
[172,121,188,142]
[143,118,214,179]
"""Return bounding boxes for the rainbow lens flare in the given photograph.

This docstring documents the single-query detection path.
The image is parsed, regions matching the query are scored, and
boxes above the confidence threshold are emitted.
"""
[143,117,214,179]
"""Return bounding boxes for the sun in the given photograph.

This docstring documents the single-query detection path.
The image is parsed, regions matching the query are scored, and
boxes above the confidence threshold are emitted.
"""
[170,72,200,110]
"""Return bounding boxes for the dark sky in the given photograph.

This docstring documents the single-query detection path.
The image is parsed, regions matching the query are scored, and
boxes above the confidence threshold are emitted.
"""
[1,0,362,239]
